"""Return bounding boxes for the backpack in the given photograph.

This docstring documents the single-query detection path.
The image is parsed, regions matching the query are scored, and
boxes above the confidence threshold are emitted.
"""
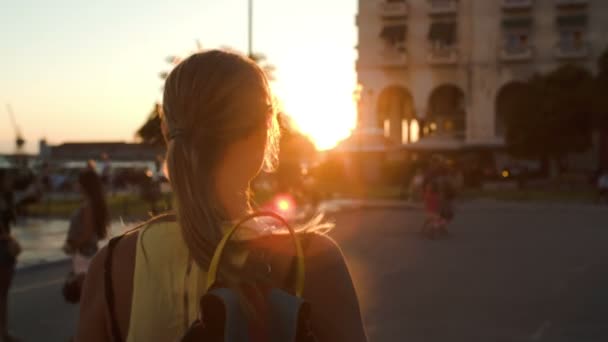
[181,211,317,342]
[105,212,317,342]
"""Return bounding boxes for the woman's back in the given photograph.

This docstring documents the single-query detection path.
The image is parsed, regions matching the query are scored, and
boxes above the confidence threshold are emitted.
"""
[126,220,201,341]
[77,220,367,341]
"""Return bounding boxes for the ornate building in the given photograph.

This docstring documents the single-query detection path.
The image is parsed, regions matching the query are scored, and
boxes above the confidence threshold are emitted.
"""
[356,0,608,150]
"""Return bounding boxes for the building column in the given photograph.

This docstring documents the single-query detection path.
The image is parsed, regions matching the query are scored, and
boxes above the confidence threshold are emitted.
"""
[359,87,378,130]
[468,66,498,144]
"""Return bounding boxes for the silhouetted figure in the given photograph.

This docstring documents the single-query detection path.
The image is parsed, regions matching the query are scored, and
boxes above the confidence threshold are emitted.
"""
[0,170,21,342]
[63,170,109,305]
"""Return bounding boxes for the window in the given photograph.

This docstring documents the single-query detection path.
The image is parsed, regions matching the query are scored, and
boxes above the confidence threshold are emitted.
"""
[556,14,587,51]
[380,24,407,46]
[559,29,584,50]
[401,119,409,144]
[383,119,391,138]
[428,22,457,49]
[505,32,529,52]
[410,119,420,143]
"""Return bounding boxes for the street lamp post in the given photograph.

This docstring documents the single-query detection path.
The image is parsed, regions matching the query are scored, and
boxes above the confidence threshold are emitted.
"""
[248,0,253,58]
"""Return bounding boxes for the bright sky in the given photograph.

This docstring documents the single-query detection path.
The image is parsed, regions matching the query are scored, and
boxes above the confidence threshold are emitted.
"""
[0,0,358,153]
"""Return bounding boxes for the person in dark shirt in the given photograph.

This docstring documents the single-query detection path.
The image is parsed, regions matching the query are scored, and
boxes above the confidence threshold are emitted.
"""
[0,170,20,341]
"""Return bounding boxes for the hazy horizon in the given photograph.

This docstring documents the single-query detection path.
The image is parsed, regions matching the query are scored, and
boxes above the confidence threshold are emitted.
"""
[1,0,358,154]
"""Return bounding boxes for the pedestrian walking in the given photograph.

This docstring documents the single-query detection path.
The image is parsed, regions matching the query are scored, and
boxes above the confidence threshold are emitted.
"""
[62,170,109,303]
[596,169,608,204]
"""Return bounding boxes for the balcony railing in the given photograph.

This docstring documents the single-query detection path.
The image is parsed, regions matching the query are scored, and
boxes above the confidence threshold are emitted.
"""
[356,46,408,69]
[502,0,533,10]
[500,45,534,62]
[429,0,458,15]
[556,0,588,7]
[378,1,409,18]
[428,47,459,65]
[380,44,408,67]
[554,42,590,59]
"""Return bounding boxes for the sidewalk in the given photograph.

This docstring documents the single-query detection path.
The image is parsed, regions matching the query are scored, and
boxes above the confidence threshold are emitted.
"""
[16,198,605,270]
[13,218,133,269]
[14,198,420,269]
[318,198,421,213]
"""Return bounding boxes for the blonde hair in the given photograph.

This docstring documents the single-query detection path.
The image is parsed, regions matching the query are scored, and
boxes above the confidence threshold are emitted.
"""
[161,50,279,279]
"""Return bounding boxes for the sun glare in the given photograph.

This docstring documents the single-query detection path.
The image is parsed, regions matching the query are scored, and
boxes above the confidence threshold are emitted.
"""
[272,53,357,150]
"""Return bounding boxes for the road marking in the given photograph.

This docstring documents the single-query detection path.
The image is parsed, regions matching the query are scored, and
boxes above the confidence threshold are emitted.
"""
[10,278,65,295]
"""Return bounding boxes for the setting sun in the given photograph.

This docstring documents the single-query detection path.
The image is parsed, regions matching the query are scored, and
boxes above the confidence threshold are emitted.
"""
[272,50,357,150]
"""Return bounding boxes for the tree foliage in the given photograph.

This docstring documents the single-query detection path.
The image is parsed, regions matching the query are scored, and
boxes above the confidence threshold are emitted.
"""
[135,103,164,147]
[504,65,594,160]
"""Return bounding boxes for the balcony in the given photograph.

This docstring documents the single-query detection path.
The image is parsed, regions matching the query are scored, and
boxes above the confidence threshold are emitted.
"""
[554,42,590,59]
[429,0,458,15]
[428,47,459,65]
[356,45,408,69]
[500,45,534,62]
[502,0,533,10]
[381,44,408,67]
[378,1,409,18]
[556,0,588,7]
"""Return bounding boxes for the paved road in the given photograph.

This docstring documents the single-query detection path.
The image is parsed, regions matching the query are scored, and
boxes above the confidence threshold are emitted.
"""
[8,203,608,341]
[332,203,608,342]
[10,261,77,342]
[14,219,134,269]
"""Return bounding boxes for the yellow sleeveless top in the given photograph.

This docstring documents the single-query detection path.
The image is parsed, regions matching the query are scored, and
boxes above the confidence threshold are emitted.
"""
[127,221,206,342]
[126,220,262,341]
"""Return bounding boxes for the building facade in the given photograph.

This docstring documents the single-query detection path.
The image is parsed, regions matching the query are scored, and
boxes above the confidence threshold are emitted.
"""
[356,0,608,149]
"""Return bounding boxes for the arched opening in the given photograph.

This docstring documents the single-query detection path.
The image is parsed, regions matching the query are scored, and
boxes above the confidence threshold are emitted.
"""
[425,84,466,139]
[495,81,533,138]
[377,86,417,144]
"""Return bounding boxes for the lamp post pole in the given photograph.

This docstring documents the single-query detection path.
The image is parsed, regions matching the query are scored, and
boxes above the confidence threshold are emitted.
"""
[248,0,253,58]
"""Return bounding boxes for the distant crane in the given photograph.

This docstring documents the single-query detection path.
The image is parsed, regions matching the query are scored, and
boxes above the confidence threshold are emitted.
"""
[6,103,26,153]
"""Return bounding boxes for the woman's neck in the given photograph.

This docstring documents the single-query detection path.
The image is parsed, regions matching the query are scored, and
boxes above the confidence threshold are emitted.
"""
[216,176,251,221]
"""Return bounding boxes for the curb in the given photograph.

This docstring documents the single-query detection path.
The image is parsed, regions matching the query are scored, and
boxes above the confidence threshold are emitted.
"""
[320,200,422,214]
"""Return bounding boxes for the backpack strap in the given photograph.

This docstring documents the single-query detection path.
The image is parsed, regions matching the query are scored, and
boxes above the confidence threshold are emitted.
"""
[284,233,312,290]
[105,235,126,342]
[103,213,177,342]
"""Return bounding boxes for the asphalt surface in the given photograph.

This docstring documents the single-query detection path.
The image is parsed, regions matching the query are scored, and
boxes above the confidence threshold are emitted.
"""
[8,203,608,341]
[10,261,77,342]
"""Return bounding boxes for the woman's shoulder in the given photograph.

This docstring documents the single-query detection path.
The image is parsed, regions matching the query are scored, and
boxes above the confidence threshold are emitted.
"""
[92,216,179,271]
[251,232,344,263]
[87,228,140,292]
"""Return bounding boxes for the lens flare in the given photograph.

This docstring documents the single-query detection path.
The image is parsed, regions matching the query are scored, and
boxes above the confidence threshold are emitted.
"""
[277,198,291,212]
